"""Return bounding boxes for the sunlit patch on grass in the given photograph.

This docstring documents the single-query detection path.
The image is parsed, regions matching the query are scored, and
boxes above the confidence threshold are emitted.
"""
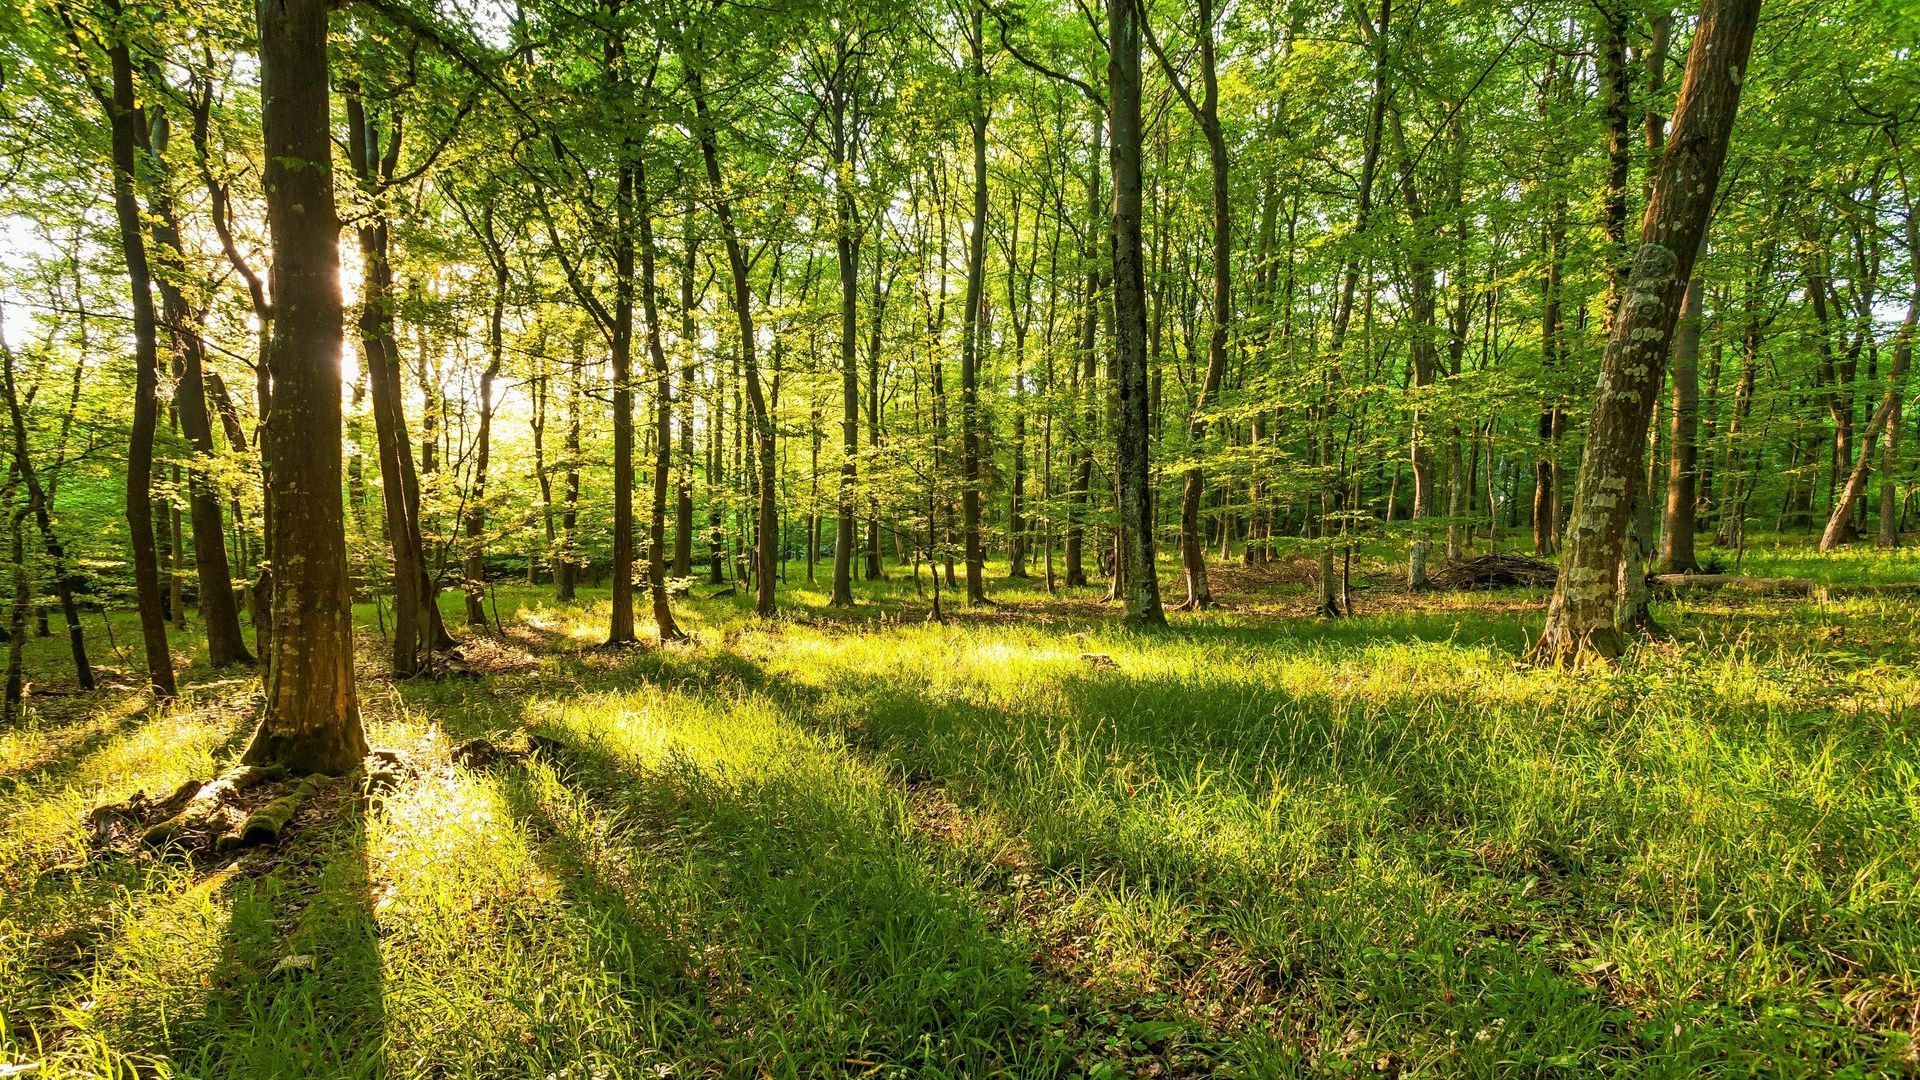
[5,573,1920,1075]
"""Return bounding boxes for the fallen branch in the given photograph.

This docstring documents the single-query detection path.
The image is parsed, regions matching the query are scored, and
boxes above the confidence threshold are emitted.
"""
[1429,553,1559,590]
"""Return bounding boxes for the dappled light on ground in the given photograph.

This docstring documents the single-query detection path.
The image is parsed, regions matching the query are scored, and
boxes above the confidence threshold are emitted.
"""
[3,569,1919,1075]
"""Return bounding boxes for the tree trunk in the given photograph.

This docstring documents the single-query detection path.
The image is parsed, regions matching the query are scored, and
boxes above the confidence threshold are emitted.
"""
[635,158,686,642]
[1152,0,1229,609]
[1660,278,1704,570]
[346,92,430,676]
[98,11,176,700]
[1066,115,1102,590]
[0,318,92,689]
[1108,0,1166,627]
[1821,203,1915,551]
[690,59,777,617]
[1535,0,1761,664]
[959,6,989,606]
[675,207,698,580]
[463,216,505,629]
[607,156,639,644]
[138,125,253,665]
[559,339,582,600]
[243,0,367,773]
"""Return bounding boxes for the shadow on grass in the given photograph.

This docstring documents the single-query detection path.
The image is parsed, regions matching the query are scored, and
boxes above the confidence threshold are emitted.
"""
[184,797,384,1078]
[496,717,1085,1077]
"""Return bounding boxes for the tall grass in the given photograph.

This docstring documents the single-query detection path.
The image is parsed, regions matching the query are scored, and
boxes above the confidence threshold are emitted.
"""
[2,557,1917,1077]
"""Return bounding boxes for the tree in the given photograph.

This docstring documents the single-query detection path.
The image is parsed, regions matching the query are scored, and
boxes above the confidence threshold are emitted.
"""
[1535,0,1763,664]
[1106,0,1164,627]
[242,0,367,774]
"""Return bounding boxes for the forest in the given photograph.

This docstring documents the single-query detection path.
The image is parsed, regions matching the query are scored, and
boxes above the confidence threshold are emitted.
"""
[0,0,1917,1072]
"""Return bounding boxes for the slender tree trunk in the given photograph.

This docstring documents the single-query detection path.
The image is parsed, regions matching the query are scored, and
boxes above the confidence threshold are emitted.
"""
[865,253,888,581]
[635,158,686,641]
[1153,0,1229,609]
[5,510,26,723]
[1108,0,1166,626]
[98,11,176,700]
[559,339,582,600]
[141,149,253,664]
[1660,278,1704,570]
[463,220,506,629]
[690,58,777,617]
[1316,0,1391,617]
[959,7,989,605]
[0,321,90,689]
[346,93,428,675]
[1536,0,1760,664]
[676,207,698,580]
[607,156,639,643]
[1066,116,1102,590]
[829,101,862,605]
[1822,204,1915,550]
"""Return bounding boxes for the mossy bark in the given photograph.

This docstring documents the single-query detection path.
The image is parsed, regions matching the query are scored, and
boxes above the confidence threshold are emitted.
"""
[1536,0,1762,665]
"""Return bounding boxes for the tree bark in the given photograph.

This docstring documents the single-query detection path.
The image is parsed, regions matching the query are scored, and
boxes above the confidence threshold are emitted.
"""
[243,0,367,773]
[137,106,252,666]
[1108,0,1165,626]
[1660,278,1704,570]
[1821,201,1915,551]
[959,6,990,605]
[690,58,777,617]
[1535,0,1761,664]
[346,91,430,675]
[635,158,686,641]
[676,207,698,580]
[98,6,176,700]
[0,322,91,690]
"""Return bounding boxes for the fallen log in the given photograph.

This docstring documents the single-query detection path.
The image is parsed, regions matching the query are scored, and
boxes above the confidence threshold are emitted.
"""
[140,764,286,850]
[232,774,329,848]
[1651,574,1920,600]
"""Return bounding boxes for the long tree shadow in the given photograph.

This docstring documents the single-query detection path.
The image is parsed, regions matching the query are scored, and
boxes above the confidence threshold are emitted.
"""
[491,708,1093,1077]
[183,790,384,1078]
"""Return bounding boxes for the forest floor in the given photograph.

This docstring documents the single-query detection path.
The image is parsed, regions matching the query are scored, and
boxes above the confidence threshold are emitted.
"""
[2,537,1919,1078]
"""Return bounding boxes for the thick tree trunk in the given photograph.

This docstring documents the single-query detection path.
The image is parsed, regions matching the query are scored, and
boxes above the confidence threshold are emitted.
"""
[1536,0,1760,664]
[243,0,367,773]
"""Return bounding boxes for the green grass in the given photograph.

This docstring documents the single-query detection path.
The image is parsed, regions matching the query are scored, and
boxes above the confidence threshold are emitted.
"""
[2,540,1919,1077]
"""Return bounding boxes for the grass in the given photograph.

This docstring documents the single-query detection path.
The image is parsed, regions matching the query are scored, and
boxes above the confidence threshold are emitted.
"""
[2,537,1918,1077]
